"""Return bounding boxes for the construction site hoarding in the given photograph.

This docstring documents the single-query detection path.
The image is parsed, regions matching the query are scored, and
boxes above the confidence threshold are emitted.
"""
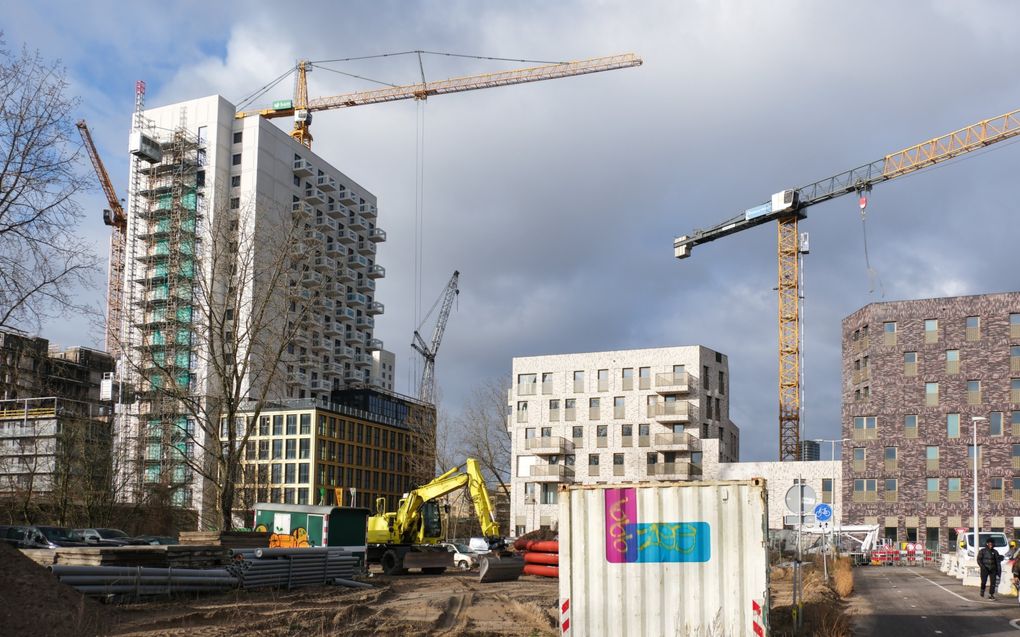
[558,479,769,636]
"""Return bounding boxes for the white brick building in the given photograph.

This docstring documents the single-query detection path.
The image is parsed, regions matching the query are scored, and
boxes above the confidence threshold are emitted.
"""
[508,346,739,535]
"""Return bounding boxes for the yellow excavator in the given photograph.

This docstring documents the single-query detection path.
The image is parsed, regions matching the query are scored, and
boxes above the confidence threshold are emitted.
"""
[366,458,508,575]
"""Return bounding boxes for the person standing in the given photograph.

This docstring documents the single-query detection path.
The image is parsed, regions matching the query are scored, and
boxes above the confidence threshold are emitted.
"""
[977,537,1004,599]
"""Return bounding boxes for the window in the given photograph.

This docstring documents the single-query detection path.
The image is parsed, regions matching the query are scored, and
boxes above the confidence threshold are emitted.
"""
[853,479,877,503]
[947,477,962,502]
[233,131,243,144]
[613,453,624,475]
[719,371,725,395]
[926,478,939,502]
[572,425,583,442]
[1012,444,1020,470]
[614,396,625,419]
[285,439,297,459]
[272,439,283,459]
[821,478,833,504]
[926,445,939,471]
[597,369,609,392]
[524,427,535,440]
[565,398,576,421]
[596,425,608,447]
[621,368,633,390]
[1012,313,1020,338]
[197,125,207,144]
[638,367,650,389]
[300,414,311,434]
[573,370,585,393]
[230,175,241,188]
[904,414,918,439]
[1012,346,1020,373]
[967,380,981,404]
[884,446,897,471]
[588,454,600,466]
[925,382,939,407]
[271,464,282,483]
[903,352,917,376]
[541,483,558,505]
[703,365,710,391]
[967,443,981,470]
[853,416,877,440]
[589,397,600,420]
[259,416,269,436]
[232,153,242,166]
[549,399,561,421]
[517,401,529,423]
[638,423,649,446]
[989,412,1003,437]
[852,447,865,471]
[540,426,551,438]
[884,479,898,502]
[541,372,554,394]
[1014,478,1020,503]
[991,477,1004,501]
[517,373,537,395]
[272,415,283,435]
[621,423,633,442]
[647,452,658,465]
[966,316,980,341]
[298,463,309,484]
[883,321,897,345]
[924,318,938,343]
[258,440,269,460]
[286,414,297,435]
[946,349,960,375]
[947,413,960,438]
[1011,378,1020,403]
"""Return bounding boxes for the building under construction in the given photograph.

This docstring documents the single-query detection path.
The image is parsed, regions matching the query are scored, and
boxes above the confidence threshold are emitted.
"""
[119,95,389,524]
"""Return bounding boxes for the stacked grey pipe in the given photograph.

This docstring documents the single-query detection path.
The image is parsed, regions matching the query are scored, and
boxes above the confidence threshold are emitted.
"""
[50,565,237,597]
[226,546,360,590]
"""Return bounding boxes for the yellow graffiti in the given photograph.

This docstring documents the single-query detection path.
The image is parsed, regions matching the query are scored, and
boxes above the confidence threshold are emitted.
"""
[636,523,699,554]
[607,496,633,553]
[268,526,311,548]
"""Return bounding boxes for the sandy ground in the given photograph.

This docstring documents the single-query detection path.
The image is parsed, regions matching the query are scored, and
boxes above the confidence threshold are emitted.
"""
[106,569,559,637]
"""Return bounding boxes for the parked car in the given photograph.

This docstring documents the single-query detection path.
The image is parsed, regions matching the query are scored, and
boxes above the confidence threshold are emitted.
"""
[133,535,178,545]
[76,528,145,546]
[0,525,26,547]
[439,542,478,570]
[20,526,88,549]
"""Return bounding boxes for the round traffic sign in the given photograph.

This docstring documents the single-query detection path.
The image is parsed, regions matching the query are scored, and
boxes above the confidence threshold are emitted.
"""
[814,503,833,522]
[784,484,818,514]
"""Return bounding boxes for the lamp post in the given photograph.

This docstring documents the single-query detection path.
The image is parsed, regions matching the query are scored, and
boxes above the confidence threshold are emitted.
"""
[814,437,851,577]
[971,416,987,552]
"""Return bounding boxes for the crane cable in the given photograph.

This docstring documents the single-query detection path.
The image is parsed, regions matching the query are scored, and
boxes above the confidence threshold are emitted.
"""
[856,188,885,298]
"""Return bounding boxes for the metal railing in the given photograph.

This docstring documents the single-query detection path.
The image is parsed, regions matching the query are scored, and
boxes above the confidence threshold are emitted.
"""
[524,436,573,454]
[653,402,690,420]
[655,372,690,390]
[529,464,574,480]
[653,432,700,449]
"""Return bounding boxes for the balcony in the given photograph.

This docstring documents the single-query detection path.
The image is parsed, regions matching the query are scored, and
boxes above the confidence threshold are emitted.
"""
[310,378,325,391]
[337,306,356,322]
[343,369,362,383]
[339,188,358,205]
[367,301,384,315]
[349,254,369,269]
[304,229,326,245]
[529,464,574,481]
[653,401,690,423]
[320,298,335,312]
[302,271,324,287]
[309,338,327,353]
[646,462,700,479]
[525,436,573,454]
[325,241,347,257]
[315,215,338,233]
[338,228,358,245]
[292,201,314,218]
[337,267,356,282]
[346,292,367,307]
[653,432,700,450]
[347,330,365,344]
[368,227,386,242]
[317,174,337,191]
[356,316,374,329]
[313,255,336,272]
[293,158,313,176]
[357,241,376,256]
[334,345,355,360]
[357,278,375,292]
[367,338,383,352]
[355,353,373,368]
[359,202,377,218]
[368,264,385,279]
[655,372,690,393]
[304,187,325,205]
[349,215,367,231]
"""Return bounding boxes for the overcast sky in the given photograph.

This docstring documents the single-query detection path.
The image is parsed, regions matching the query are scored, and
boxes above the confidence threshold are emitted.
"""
[5,0,1020,462]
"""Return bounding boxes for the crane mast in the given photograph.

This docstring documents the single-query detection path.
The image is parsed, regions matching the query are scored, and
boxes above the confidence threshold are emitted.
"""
[674,105,1020,461]
[235,53,643,149]
[76,120,127,358]
[412,271,460,405]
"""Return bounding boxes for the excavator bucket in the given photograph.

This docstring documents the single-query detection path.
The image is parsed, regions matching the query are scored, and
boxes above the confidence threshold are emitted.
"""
[478,555,525,583]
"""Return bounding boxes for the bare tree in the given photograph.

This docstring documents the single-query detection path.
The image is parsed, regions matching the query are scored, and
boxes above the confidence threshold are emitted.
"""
[456,378,512,503]
[0,41,98,330]
[121,194,318,530]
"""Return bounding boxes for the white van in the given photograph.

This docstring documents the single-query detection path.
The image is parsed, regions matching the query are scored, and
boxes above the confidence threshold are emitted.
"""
[958,531,1010,560]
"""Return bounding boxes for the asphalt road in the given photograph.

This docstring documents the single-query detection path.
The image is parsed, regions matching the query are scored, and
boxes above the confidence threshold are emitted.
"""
[853,566,1020,636]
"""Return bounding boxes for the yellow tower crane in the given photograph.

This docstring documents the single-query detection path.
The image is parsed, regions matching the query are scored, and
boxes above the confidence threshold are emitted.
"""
[76,120,127,358]
[235,53,642,149]
[674,107,1020,460]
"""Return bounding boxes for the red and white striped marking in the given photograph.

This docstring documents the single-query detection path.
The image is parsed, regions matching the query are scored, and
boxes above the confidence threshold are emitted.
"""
[561,598,570,633]
[752,599,764,636]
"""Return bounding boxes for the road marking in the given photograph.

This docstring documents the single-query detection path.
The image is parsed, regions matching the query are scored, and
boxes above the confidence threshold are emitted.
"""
[910,572,997,605]
[1009,618,1020,630]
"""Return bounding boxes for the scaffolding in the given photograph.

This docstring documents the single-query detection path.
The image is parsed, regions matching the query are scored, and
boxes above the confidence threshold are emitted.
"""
[131,109,203,509]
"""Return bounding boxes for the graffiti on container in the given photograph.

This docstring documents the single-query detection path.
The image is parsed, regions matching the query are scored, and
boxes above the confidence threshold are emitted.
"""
[254,523,312,548]
[604,487,710,563]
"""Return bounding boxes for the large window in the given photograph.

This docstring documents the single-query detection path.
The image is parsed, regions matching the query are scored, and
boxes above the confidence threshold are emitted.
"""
[926,478,939,503]
[989,412,1003,437]
[946,349,960,375]
[853,416,877,440]
[597,369,609,392]
[903,352,917,376]
[614,396,625,419]
[948,477,962,502]
[926,382,939,407]
[573,370,585,393]
[926,446,939,471]
[884,479,898,502]
[883,321,897,345]
[853,479,877,503]
[904,414,918,438]
[966,315,980,341]
[947,413,960,438]
[852,447,866,472]
[924,318,938,343]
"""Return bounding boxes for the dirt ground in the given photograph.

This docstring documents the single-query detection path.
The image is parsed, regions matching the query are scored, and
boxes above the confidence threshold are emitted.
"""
[106,569,559,637]
[769,561,852,637]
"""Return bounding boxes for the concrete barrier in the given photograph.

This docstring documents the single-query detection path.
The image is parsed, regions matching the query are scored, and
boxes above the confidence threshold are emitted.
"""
[939,555,951,573]
[996,572,1014,597]
[961,565,981,587]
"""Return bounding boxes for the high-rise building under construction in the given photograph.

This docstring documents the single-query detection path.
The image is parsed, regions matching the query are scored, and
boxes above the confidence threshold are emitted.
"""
[119,95,387,522]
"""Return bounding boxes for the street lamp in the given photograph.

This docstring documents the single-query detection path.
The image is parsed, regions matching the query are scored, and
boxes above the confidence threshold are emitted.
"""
[971,416,987,552]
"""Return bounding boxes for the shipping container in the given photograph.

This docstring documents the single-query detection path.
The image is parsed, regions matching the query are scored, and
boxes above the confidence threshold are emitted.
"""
[559,480,769,636]
[253,503,370,568]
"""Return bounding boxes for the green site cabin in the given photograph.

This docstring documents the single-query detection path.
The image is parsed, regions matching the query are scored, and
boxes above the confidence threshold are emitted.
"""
[252,503,370,569]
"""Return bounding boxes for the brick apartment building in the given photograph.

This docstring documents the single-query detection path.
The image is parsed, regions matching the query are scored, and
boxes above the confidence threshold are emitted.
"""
[842,292,1020,551]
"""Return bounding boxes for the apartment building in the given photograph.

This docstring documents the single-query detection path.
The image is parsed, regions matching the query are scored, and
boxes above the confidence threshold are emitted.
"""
[509,346,739,535]
[371,349,396,392]
[1,329,115,403]
[119,95,387,520]
[233,389,432,521]
[842,292,1020,551]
